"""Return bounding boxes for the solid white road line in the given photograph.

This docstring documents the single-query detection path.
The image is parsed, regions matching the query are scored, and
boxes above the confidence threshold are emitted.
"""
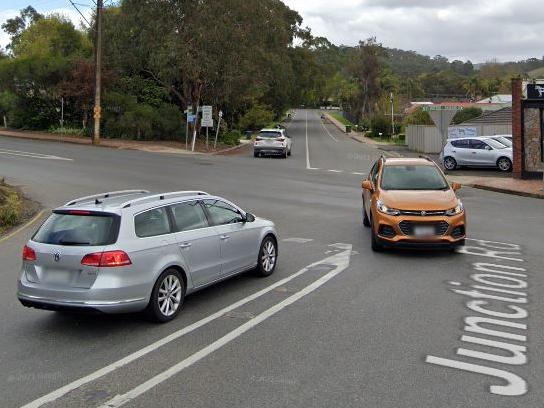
[98,246,352,408]
[352,172,365,176]
[0,148,73,161]
[320,121,338,142]
[328,169,343,173]
[305,110,311,170]
[20,251,348,408]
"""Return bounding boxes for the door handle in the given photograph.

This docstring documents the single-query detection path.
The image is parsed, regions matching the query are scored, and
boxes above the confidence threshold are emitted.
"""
[472,152,477,154]
[220,235,231,241]
[179,243,192,249]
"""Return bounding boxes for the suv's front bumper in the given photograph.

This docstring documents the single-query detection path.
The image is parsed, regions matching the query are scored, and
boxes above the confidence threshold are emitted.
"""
[374,212,466,248]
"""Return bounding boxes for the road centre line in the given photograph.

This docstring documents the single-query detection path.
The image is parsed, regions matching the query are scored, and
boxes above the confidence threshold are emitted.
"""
[21,247,351,408]
[98,246,352,408]
[0,148,73,161]
[305,110,311,170]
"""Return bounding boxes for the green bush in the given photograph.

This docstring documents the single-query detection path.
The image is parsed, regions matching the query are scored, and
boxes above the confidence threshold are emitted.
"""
[370,114,391,138]
[403,106,434,126]
[0,183,22,233]
[219,130,241,146]
[238,104,275,131]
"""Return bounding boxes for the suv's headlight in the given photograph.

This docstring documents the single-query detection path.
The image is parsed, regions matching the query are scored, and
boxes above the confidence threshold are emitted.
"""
[446,200,464,216]
[377,200,400,216]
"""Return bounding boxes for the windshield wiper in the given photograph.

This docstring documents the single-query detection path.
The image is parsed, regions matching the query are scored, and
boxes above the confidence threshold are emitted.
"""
[59,240,91,246]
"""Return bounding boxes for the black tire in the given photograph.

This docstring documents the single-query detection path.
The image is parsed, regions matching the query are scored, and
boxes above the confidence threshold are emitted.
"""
[145,268,185,323]
[254,235,278,277]
[370,217,384,252]
[362,198,370,228]
[283,150,288,159]
[497,157,512,172]
[443,156,457,171]
[254,151,259,158]
[287,149,292,156]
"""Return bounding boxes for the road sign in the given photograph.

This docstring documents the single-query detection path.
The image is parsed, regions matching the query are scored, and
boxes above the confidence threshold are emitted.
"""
[202,105,213,127]
[187,114,196,123]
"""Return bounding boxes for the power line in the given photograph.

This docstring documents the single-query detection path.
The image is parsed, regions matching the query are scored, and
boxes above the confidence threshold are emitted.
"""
[68,0,92,28]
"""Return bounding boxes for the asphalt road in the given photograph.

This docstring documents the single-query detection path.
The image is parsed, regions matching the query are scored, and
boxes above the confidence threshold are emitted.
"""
[0,110,543,408]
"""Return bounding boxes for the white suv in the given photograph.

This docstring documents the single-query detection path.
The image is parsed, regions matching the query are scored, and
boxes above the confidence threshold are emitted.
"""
[441,137,513,172]
[254,128,293,158]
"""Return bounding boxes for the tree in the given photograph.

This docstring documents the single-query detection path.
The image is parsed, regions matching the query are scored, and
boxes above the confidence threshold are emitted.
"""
[1,6,43,51]
[452,107,483,124]
[350,37,386,120]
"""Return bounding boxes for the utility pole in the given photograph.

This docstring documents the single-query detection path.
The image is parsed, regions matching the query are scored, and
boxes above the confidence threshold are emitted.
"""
[92,0,103,145]
[390,92,395,137]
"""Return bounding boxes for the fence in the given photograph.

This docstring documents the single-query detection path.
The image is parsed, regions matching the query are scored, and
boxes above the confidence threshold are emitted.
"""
[406,124,512,153]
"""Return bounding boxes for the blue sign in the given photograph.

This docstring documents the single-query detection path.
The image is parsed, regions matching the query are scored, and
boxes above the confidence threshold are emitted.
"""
[187,114,196,123]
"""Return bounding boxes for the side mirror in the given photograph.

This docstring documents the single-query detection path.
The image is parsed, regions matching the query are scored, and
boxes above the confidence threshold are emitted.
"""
[361,180,374,191]
[244,212,256,223]
[451,182,462,191]
[485,145,492,151]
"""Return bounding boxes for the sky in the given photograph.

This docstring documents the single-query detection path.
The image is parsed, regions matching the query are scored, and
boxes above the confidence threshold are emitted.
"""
[1,0,543,63]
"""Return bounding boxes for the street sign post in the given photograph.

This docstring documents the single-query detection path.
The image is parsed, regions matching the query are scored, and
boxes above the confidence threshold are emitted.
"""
[185,105,193,150]
[214,110,223,149]
[423,105,462,149]
[202,106,213,149]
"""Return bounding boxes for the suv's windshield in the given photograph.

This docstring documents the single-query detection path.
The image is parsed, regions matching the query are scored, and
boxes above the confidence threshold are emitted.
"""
[381,165,449,191]
[33,211,120,246]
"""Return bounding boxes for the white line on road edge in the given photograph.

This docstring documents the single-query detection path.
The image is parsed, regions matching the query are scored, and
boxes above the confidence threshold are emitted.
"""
[305,110,311,170]
[0,148,73,161]
[21,249,351,408]
[320,121,338,142]
[328,169,343,173]
[99,246,352,408]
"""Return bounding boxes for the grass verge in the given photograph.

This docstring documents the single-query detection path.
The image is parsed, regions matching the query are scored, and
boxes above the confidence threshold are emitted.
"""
[328,112,353,126]
[0,179,40,236]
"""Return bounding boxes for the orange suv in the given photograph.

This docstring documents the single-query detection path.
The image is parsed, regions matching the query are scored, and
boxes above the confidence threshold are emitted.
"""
[362,157,466,251]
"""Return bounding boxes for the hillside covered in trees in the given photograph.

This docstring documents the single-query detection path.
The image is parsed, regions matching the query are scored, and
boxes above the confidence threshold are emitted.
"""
[1,2,543,141]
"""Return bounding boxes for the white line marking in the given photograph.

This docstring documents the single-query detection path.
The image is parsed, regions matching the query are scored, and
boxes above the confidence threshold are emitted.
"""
[328,169,343,173]
[352,172,365,176]
[98,246,352,408]
[320,121,338,142]
[0,148,73,161]
[305,110,311,170]
[20,251,347,408]
[282,238,314,244]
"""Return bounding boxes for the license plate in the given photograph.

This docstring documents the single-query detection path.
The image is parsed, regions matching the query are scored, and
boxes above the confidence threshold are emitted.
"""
[413,225,435,237]
[44,270,72,285]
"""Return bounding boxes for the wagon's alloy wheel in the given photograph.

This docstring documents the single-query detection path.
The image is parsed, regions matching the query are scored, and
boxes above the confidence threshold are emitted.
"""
[261,240,276,273]
[255,237,278,277]
[158,275,182,317]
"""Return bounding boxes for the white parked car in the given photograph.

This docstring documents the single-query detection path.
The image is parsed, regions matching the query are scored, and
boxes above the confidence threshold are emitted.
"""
[441,137,513,172]
[254,128,293,158]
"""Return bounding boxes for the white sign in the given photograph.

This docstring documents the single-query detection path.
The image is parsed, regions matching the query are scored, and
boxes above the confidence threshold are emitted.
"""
[202,105,213,127]
[448,127,478,139]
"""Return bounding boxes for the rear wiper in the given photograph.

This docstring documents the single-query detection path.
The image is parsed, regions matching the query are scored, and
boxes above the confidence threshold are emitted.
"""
[59,240,90,246]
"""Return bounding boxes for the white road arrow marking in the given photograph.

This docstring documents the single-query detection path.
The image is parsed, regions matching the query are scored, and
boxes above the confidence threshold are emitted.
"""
[98,245,352,408]
[0,148,73,161]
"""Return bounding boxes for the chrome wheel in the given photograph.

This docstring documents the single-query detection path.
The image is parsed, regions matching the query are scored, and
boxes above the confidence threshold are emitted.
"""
[158,274,182,317]
[261,240,276,273]
[498,157,512,172]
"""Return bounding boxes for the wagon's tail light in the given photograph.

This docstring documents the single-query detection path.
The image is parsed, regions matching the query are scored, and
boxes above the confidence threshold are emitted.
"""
[81,251,132,267]
[23,245,37,261]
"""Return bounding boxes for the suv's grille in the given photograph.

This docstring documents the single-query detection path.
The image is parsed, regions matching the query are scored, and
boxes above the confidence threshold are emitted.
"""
[399,221,449,236]
[399,210,447,216]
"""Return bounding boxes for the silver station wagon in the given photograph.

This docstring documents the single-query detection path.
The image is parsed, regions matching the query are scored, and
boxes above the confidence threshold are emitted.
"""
[18,190,279,322]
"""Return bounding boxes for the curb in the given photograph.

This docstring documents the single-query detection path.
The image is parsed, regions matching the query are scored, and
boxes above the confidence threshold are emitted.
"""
[0,131,246,157]
[468,184,544,199]
[0,208,47,244]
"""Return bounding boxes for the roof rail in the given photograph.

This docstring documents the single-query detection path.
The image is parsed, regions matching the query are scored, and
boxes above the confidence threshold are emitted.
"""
[65,190,149,206]
[120,191,210,209]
